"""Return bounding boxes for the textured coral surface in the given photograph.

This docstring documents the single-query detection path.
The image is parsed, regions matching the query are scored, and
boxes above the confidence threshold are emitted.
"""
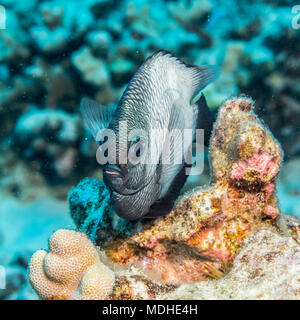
[29,97,300,300]
[29,229,115,300]
[159,219,300,300]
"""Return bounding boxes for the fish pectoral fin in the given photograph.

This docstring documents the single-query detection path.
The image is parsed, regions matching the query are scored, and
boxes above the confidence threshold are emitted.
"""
[80,97,116,140]
[158,103,186,187]
[196,93,215,147]
[190,65,219,105]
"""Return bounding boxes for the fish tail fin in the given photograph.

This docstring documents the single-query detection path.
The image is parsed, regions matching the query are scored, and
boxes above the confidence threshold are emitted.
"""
[196,94,215,147]
[80,97,116,141]
[189,65,219,105]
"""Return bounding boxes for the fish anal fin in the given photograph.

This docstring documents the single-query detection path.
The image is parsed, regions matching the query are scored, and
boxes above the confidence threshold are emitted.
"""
[144,163,190,219]
[196,94,215,147]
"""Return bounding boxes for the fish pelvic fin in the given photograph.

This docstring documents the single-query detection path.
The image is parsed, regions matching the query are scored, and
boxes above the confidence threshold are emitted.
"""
[80,97,116,140]
[145,162,190,218]
[196,93,215,147]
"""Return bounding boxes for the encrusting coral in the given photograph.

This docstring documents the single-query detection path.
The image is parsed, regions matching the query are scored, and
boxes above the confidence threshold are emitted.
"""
[29,97,300,300]
[102,97,282,285]
[158,218,300,300]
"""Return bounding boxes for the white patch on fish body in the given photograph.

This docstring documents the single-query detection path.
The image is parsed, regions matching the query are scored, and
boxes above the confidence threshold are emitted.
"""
[136,55,198,198]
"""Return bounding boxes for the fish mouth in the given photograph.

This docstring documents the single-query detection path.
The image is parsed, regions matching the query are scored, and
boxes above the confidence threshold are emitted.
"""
[104,168,153,196]
[103,164,155,196]
[103,165,125,179]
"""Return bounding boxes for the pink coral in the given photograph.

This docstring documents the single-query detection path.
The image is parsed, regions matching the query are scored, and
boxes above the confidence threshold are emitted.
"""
[231,151,278,183]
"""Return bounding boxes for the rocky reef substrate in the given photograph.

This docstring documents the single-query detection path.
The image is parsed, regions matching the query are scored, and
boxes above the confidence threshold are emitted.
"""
[28,97,300,300]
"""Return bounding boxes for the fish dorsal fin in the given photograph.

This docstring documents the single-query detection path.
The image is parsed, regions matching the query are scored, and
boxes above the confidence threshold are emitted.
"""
[144,50,219,105]
[80,97,116,140]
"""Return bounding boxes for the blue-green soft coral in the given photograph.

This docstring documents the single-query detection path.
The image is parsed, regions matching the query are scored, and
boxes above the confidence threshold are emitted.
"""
[68,178,136,244]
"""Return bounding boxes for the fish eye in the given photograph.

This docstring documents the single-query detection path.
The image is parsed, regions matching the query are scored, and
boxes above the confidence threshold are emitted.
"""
[134,140,144,157]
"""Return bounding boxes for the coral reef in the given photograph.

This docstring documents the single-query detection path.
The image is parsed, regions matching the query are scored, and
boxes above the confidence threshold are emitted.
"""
[28,97,300,300]
[28,218,300,300]
[13,109,83,185]
[101,97,282,285]
[161,218,300,300]
[0,251,36,300]
[1,0,300,300]
[0,195,74,300]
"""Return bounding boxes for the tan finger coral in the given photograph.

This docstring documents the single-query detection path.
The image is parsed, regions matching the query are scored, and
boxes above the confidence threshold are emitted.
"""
[29,229,115,300]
